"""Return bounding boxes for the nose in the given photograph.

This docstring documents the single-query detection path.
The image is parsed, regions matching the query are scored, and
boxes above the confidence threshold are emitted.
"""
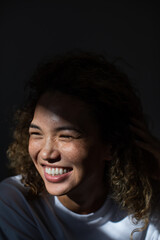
[40,138,60,162]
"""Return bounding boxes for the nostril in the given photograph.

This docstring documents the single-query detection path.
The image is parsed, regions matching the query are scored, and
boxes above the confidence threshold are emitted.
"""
[47,156,61,163]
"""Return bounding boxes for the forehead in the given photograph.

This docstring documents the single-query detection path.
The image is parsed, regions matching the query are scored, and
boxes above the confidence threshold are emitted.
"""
[33,91,99,132]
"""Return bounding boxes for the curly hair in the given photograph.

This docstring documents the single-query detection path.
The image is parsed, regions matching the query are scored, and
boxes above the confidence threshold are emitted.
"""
[7,51,157,239]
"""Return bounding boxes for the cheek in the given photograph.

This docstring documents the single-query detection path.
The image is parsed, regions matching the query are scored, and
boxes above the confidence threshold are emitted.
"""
[28,139,41,162]
[61,142,91,166]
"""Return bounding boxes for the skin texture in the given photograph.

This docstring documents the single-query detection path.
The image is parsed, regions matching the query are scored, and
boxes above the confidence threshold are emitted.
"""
[28,91,112,214]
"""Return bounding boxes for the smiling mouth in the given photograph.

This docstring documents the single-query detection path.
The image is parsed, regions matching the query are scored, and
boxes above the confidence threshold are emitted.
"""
[44,167,72,176]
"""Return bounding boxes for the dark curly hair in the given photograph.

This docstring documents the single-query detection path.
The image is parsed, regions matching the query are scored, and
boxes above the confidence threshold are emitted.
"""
[7,51,158,239]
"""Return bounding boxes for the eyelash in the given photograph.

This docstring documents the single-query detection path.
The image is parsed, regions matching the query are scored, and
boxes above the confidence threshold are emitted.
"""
[30,132,40,135]
[60,135,73,139]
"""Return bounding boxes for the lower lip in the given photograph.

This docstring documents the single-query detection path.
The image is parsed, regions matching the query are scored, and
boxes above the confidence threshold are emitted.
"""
[44,169,72,183]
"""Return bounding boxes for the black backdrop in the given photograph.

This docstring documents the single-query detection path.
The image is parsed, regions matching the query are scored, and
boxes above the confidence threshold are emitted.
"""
[0,0,160,181]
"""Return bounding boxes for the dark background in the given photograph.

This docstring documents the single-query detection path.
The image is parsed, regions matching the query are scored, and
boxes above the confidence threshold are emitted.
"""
[0,0,160,181]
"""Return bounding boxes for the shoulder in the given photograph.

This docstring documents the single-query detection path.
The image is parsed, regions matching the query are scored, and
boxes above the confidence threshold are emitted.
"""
[0,175,26,191]
[0,176,49,239]
[0,175,56,218]
[0,175,28,202]
[0,175,32,220]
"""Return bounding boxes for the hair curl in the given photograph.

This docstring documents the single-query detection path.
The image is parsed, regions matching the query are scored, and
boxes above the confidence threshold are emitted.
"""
[7,51,158,238]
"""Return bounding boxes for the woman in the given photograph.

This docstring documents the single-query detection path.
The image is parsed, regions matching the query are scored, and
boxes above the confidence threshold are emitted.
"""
[0,51,160,240]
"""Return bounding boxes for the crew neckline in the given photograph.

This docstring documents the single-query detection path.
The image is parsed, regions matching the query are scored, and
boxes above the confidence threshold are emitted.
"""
[54,195,117,225]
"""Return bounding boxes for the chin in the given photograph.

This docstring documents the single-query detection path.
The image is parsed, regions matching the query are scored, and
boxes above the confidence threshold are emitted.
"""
[44,181,70,196]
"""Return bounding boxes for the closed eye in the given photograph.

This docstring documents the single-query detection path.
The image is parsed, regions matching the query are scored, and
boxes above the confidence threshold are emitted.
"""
[29,132,41,136]
[60,135,73,139]
[59,135,82,140]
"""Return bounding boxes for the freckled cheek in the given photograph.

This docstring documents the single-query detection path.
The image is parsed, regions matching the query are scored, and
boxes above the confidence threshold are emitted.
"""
[60,143,89,164]
[28,139,42,162]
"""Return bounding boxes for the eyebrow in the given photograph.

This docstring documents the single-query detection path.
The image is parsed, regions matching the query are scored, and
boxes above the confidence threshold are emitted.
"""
[29,124,82,133]
[29,123,41,130]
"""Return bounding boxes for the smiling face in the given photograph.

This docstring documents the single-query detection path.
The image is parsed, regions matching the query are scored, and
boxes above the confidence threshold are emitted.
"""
[28,91,111,201]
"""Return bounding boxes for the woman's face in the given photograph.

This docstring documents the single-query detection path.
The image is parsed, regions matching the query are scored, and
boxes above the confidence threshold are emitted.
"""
[28,91,111,199]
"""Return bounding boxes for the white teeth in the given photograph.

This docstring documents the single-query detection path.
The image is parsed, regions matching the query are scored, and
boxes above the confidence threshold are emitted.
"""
[51,168,55,175]
[45,167,70,176]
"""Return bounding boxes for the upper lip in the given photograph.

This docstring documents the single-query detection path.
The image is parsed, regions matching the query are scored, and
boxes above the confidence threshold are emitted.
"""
[40,163,72,169]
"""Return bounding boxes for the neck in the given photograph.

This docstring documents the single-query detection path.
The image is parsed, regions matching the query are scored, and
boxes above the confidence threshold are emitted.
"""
[57,184,108,214]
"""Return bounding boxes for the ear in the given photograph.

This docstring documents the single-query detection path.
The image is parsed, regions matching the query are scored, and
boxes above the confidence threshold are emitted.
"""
[104,144,112,161]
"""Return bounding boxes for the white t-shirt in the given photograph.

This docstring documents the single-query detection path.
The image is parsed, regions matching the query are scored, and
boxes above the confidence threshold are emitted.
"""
[0,176,159,240]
